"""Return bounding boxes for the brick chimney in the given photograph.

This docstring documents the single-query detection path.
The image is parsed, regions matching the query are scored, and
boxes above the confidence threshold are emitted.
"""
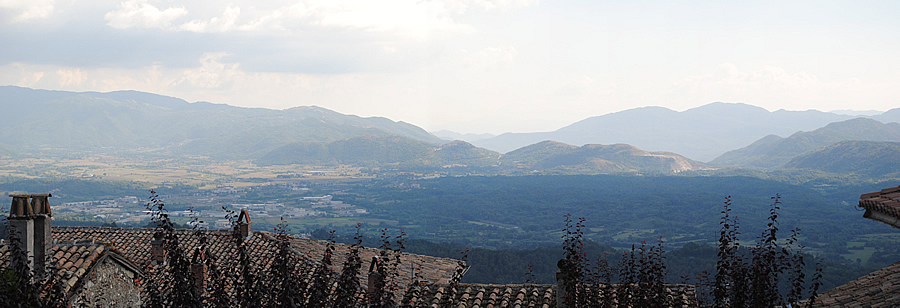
[367,256,384,305]
[190,238,208,294]
[8,193,52,279]
[31,194,52,277]
[150,232,166,265]
[235,209,251,239]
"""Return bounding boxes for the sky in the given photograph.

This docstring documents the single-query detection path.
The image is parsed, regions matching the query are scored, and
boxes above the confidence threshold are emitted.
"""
[2,0,899,134]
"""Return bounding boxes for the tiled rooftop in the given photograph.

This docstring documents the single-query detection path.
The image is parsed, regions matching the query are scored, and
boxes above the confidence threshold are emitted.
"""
[811,185,900,306]
[859,185,900,227]
[401,284,555,308]
[52,227,277,270]
[808,261,900,307]
[50,226,463,292]
[400,283,698,308]
[288,237,464,287]
[0,242,137,296]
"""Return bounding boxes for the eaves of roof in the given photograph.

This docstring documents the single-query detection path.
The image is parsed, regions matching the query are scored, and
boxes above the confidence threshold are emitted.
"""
[859,185,900,229]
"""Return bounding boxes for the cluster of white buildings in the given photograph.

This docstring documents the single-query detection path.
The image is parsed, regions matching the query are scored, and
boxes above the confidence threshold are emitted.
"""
[56,196,143,223]
[51,187,369,227]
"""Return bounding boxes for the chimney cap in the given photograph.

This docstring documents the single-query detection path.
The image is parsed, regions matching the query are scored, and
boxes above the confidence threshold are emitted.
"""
[9,193,52,218]
[237,209,251,224]
[31,195,52,216]
[9,193,52,197]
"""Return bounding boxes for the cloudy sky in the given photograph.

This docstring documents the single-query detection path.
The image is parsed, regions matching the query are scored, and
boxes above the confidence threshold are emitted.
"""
[2,1,899,134]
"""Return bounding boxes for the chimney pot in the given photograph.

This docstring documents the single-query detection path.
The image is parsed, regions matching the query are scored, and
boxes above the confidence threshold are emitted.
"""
[367,256,383,305]
[150,234,167,265]
[8,193,53,280]
[191,247,207,294]
[9,195,30,218]
[556,258,571,308]
[235,209,251,239]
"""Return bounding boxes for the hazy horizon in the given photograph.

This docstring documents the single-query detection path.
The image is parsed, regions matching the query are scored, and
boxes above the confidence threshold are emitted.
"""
[3,1,899,134]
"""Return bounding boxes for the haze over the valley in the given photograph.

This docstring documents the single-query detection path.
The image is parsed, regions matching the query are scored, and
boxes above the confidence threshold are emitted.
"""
[3,1,900,135]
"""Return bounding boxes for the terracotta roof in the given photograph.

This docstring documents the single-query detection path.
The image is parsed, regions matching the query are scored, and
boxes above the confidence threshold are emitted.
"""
[51,227,462,293]
[807,185,900,306]
[401,284,555,308]
[859,185,900,228]
[288,237,463,287]
[807,261,900,307]
[52,227,277,269]
[0,242,141,296]
[400,283,699,308]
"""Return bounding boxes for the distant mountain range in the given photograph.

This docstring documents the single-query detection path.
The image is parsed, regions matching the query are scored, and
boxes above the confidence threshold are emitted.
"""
[784,140,900,177]
[710,118,900,169]
[6,86,900,177]
[0,86,442,159]
[472,103,900,162]
[499,141,710,174]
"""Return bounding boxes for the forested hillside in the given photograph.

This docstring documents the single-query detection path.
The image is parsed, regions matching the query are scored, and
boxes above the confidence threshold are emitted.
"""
[712,118,900,169]
[255,136,498,169]
[499,141,709,173]
[784,140,900,177]
[339,175,898,260]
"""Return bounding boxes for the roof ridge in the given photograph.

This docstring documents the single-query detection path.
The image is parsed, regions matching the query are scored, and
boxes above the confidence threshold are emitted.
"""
[54,242,105,247]
[52,226,157,231]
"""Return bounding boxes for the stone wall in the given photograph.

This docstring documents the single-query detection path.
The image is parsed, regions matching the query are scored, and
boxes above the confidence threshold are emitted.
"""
[70,257,141,307]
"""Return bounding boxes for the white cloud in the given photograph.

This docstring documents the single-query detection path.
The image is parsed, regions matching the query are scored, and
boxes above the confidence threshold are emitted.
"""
[0,63,45,85]
[0,0,54,23]
[178,5,241,32]
[104,0,187,30]
[172,53,241,90]
[307,0,476,38]
[56,68,87,86]
[99,0,538,37]
[449,0,538,12]
[451,46,518,71]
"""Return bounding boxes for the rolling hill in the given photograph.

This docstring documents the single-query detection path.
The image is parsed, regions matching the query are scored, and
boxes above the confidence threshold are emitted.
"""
[254,135,499,169]
[872,107,900,124]
[783,140,900,177]
[500,141,711,174]
[0,86,442,159]
[258,137,710,174]
[711,118,900,169]
[473,102,855,161]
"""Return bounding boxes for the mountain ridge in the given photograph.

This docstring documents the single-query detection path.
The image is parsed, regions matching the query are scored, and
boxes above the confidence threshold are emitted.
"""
[254,135,498,169]
[783,140,900,177]
[0,86,443,159]
[499,140,711,174]
[473,102,856,161]
[711,118,900,169]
